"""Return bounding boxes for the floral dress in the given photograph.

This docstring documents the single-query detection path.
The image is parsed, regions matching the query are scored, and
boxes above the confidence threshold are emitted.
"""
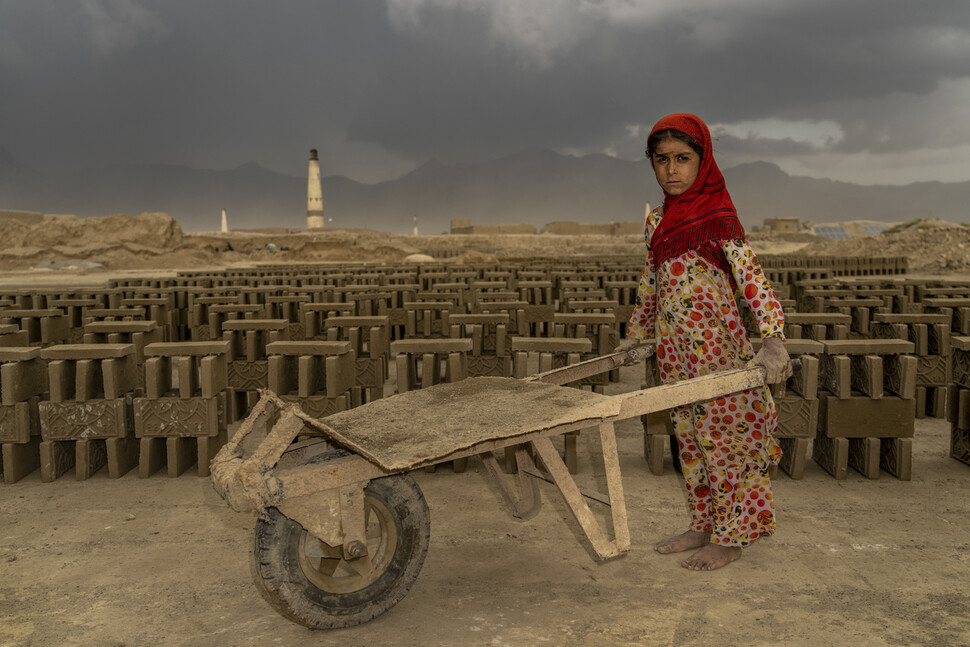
[628,206,785,547]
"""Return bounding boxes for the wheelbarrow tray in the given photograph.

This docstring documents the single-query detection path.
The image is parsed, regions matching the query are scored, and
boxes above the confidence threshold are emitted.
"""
[305,376,621,472]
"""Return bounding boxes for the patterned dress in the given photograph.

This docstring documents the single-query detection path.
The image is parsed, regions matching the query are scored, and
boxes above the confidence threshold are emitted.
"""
[627,206,785,547]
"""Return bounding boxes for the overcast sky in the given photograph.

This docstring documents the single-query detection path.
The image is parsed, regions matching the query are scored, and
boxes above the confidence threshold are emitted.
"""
[2,0,969,186]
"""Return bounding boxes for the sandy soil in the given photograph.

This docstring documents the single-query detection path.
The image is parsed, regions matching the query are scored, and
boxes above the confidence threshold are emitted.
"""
[2,363,968,647]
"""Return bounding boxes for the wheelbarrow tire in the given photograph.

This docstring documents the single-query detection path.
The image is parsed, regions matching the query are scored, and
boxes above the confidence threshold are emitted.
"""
[250,451,431,629]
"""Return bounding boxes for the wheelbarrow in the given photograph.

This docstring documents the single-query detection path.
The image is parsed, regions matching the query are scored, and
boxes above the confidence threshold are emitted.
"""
[210,347,778,629]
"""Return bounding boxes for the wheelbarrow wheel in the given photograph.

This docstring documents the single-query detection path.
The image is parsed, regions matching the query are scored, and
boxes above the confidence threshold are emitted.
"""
[250,451,430,629]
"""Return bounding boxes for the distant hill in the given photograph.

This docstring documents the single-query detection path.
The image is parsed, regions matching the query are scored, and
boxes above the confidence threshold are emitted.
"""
[0,148,966,233]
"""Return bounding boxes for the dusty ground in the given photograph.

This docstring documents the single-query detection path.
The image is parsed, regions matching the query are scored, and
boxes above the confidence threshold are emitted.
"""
[2,219,969,646]
[2,362,968,647]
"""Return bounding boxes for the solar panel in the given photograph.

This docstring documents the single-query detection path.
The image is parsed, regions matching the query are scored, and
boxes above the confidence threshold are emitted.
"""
[814,226,848,240]
[863,225,889,236]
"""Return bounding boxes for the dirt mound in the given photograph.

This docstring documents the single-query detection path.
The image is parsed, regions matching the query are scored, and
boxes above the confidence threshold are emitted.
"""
[803,220,970,273]
[0,212,194,270]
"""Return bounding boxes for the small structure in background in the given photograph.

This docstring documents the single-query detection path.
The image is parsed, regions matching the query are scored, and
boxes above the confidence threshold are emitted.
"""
[221,208,228,233]
[449,219,537,235]
[763,217,802,234]
[413,216,419,236]
[306,149,324,230]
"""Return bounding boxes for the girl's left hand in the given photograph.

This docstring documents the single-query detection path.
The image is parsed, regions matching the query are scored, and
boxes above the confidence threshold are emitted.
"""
[749,337,793,384]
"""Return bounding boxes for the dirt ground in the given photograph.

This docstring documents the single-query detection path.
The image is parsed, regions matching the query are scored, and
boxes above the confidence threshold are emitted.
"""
[2,360,968,647]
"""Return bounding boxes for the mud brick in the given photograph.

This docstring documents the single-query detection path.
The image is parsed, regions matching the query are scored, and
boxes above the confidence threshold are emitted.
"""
[474,301,529,335]
[279,394,350,419]
[748,339,823,398]
[222,319,288,360]
[778,437,809,479]
[641,411,674,476]
[133,395,225,438]
[916,354,951,387]
[72,438,108,480]
[392,338,472,393]
[883,354,918,399]
[818,393,915,439]
[952,336,970,388]
[227,361,269,391]
[819,354,852,398]
[2,308,70,346]
[39,439,76,482]
[403,301,456,338]
[164,436,197,477]
[301,302,356,339]
[39,398,130,440]
[0,325,30,347]
[354,356,386,400]
[813,431,849,479]
[465,354,513,377]
[0,400,40,444]
[448,313,510,356]
[821,339,915,399]
[143,341,230,399]
[879,437,913,480]
[925,385,947,419]
[1,436,41,483]
[0,347,46,406]
[848,437,880,479]
[84,307,148,324]
[552,313,619,357]
[785,313,850,341]
[774,395,819,438]
[207,303,262,337]
[950,427,970,465]
[119,297,174,340]
[266,340,356,398]
[41,344,137,401]
[323,316,390,358]
[82,321,163,366]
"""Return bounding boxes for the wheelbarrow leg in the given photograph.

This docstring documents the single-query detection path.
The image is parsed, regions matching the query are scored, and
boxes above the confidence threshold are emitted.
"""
[481,446,541,518]
[531,421,630,559]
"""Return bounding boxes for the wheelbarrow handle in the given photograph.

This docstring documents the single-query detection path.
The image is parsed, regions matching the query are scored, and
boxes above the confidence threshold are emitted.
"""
[524,345,656,386]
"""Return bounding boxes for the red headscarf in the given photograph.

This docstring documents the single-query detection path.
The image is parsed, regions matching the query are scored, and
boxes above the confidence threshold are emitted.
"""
[648,113,744,288]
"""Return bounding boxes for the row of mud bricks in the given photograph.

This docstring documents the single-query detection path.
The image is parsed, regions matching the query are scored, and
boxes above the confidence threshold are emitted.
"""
[1,254,949,486]
[645,269,970,480]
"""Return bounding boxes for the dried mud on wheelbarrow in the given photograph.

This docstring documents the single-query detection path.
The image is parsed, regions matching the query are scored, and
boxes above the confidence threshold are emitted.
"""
[299,376,623,472]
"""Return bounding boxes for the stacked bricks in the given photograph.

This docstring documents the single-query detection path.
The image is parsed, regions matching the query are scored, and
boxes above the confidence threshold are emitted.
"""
[1,308,69,346]
[749,339,823,479]
[447,313,513,377]
[133,341,230,477]
[551,313,620,390]
[222,319,288,420]
[813,339,917,480]
[323,315,390,404]
[389,337,473,473]
[0,348,46,483]
[870,312,951,418]
[511,336,593,474]
[0,324,30,347]
[266,341,356,418]
[83,320,164,392]
[948,336,970,465]
[640,352,675,476]
[38,344,140,481]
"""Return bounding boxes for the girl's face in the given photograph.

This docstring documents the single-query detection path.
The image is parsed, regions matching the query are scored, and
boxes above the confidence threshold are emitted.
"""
[650,138,700,196]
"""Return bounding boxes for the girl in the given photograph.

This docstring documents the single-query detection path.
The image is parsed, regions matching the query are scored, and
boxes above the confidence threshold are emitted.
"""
[621,113,791,570]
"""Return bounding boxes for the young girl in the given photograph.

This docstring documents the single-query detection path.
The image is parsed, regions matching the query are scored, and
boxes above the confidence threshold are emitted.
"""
[620,113,791,570]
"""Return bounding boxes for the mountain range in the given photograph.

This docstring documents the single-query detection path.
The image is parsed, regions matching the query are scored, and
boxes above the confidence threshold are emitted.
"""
[1,147,967,234]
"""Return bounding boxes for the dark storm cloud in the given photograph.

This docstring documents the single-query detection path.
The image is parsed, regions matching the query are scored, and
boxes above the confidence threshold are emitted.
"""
[1,0,968,182]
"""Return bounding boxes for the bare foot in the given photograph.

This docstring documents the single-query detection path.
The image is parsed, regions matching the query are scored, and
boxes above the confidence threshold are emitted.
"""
[655,530,710,554]
[681,544,742,571]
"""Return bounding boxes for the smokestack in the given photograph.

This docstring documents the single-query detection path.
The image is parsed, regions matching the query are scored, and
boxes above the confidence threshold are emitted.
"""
[307,148,324,229]
[221,208,228,233]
